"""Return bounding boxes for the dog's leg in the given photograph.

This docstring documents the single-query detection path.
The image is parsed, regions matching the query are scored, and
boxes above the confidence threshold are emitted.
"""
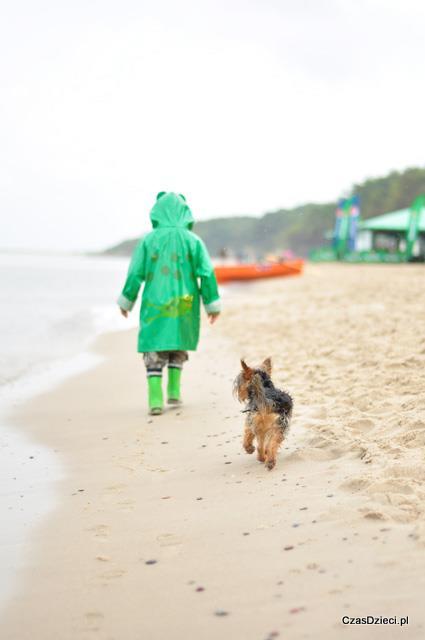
[243,421,255,454]
[256,434,266,462]
[254,414,266,462]
[265,429,284,470]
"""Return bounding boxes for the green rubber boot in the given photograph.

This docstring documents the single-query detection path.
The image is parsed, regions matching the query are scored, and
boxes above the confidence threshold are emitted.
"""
[148,376,163,415]
[167,367,182,405]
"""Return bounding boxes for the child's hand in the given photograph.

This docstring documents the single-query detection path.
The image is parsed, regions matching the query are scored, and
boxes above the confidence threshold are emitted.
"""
[120,308,129,318]
[208,313,220,325]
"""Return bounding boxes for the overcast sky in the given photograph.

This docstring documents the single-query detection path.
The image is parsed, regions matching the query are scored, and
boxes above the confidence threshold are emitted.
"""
[1,0,424,251]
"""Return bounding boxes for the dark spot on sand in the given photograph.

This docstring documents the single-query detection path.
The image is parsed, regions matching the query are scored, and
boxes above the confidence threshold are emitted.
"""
[195,586,205,592]
[284,545,294,551]
[145,560,157,565]
[214,610,229,617]
[300,507,308,511]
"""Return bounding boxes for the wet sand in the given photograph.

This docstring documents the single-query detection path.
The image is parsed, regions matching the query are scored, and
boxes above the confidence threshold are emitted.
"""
[0,263,424,639]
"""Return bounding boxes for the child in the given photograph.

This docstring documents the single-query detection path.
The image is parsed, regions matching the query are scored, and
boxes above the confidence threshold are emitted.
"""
[118,192,221,415]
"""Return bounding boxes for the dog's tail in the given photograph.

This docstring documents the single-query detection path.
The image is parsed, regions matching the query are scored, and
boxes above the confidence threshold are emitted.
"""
[251,373,273,412]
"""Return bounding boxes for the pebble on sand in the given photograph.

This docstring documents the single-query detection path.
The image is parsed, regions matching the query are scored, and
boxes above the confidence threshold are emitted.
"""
[289,607,306,614]
[145,560,157,565]
[284,545,294,551]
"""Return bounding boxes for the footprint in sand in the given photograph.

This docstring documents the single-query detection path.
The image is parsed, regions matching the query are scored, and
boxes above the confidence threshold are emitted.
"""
[390,466,425,481]
[360,509,385,520]
[349,418,375,432]
[102,483,128,495]
[367,480,414,496]
[397,430,425,448]
[85,611,104,621]
[84,611,104,632]
[157,533,183,547]
[340,477,371,492]
[99,568,126,580]
[87,524,110,541]
[309,407,327,420]
[116,499,136,512]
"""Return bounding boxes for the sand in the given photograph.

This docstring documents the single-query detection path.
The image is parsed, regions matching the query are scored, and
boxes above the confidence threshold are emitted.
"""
[1,263,424,640]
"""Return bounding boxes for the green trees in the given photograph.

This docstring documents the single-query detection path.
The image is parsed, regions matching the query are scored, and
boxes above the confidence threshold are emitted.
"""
[105,167,425,258]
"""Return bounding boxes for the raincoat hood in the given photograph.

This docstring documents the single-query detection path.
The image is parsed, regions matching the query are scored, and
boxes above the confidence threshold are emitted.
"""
[150,192,194,230]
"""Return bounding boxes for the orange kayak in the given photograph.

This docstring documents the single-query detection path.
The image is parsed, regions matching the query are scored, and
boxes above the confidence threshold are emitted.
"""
[214,259,304,284]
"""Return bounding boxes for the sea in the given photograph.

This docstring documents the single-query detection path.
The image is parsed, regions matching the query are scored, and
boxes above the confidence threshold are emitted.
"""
[0,252,137,393]
[0,252,135,610]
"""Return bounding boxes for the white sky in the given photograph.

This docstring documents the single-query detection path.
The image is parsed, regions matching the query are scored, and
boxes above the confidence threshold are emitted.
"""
[1,0,424,251]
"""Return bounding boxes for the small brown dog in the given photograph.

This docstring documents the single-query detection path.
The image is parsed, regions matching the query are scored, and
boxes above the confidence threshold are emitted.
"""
[234,358,293,470]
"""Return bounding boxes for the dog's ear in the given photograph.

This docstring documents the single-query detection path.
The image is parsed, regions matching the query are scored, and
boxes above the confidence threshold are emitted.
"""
[240,359,253,379]
[262,357,272,375]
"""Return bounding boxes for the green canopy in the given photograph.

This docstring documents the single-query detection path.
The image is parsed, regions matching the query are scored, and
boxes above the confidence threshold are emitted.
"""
[360,208,425,232]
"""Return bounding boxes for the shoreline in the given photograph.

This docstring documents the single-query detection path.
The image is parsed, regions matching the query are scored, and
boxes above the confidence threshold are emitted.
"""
[1,264,425,639]
[0,327,128,614]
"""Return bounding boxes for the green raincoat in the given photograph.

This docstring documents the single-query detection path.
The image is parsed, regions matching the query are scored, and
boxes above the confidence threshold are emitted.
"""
[117,192,221,352]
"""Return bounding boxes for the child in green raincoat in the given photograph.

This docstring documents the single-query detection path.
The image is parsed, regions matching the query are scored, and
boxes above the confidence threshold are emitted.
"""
[118,192,221,415]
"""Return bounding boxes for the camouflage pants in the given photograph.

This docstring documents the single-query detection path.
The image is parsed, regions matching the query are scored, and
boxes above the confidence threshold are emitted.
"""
[143,351,188,377]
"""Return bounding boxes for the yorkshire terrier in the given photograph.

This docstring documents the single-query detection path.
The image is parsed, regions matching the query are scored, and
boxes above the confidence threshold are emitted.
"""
[234,358,293,470]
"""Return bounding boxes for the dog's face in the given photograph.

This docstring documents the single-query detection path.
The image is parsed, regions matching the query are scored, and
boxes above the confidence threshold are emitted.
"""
[234,357,272,402]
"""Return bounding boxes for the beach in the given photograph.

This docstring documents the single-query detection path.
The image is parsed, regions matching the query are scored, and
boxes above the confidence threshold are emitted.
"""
[1,263,424,639]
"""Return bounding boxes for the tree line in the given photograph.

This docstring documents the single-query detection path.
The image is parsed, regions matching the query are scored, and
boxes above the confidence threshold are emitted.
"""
[104,167,425,258]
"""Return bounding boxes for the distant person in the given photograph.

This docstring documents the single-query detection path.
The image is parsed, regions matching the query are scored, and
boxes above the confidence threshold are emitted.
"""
[218,246,234,265]
[118,192,221,415]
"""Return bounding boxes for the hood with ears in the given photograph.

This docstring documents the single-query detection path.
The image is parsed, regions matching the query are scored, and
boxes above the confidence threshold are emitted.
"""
[149,192,194,230]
